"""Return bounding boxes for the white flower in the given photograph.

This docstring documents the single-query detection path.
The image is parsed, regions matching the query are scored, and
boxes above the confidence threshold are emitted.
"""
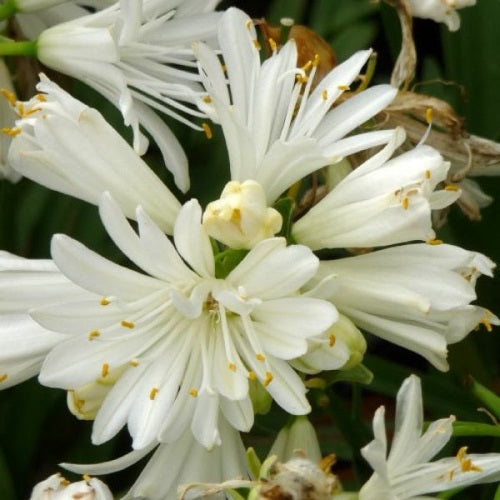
[31,194,337,450]
[203,180,283,249]
[8,76,181,234]
[313,243,498,370]
[30,473,112,500]
[408,0,476,31]
[63,415,247,500]
[0,60,22,183]
[194,7,398,204]
[359,374,500,499]
[292,129,460,250]
[0,251,89,388]
[36,0,222,191]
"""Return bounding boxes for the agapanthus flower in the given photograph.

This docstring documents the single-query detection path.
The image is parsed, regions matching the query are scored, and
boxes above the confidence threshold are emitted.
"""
[30,472,112,500]
[63,415,247,500]
[35,0,223,191]
[359,374,500,499]
[312,243,498,370]
[408,0,476,31]
[8,76,181,233]
[194,7,398,205]
[22,194,338,450]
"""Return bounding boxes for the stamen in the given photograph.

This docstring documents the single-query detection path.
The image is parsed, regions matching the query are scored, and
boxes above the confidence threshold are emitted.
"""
[296,74,308,84]
[456,446,482,472]
[36,93,47,102]
[480,318,493,332]
[60,478,70,486]
[202,122,213,139]
[256,353,266,362]
[130,358,140,367]
[402,197,409,210]
[312,54,320,67]
[337,84,350,91]
[268,38,277,52]
[100,297,110,306]
[83,474,92,482]
[253,39,262,50]
[189,388,198,397]
[329,334,336,347]
[0,88,16,105]
[1,127,21,137]
[248,371,256,380]
[425,107,433,124]
[301,60,313,73]
[0,373,7,383]
[101,363,109,378]
[425,170,431,179]
[445,184,460,191]
[321,89,328,101]
[121,320,135,329]
[228,363,236,372]
[245,19,252,30]
[88,329,100,341]
[263,371,273,387]
[202,96,212,104]
[74,399,85,410]
[427,239,443,245]
[149,387,159,400]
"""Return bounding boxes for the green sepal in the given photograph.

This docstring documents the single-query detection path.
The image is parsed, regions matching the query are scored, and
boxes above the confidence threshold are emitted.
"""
[227,489,247,500]
[273,197,296,244]
[214,248,249,279]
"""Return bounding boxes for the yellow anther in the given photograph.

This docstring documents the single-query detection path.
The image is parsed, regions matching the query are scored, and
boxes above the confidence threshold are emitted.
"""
[457,446,482,472]
[321,89,328,101]
[202,95,212,104]
[1,127,21,137]
[480,319,493,332]
[100,297,110,306]
[457,446,468,460]
[448,468,455,481]
[149,387,159,400]
[83,473,91,482]
[88,329,100,340]
[296,74,308,84]
[248,371,256,380]
[121,320,135,329]
[263,371,273,387]
[329,334,336,347]
[245,19,252,30]
[221,64,227,73]
[402,197,409,210]
[202,122,213,139]
[301,60,313,73]
[0,373,7,383]
[426,239,443,245]
[425,107,433,124]
[337,84,350,91]
[425,170,431,179]
[256,353,266,362]
[312,54,320,67]
[406,188,419,197]
[60,478,70,486]
[36,93,47,102]
[228,363,236,372]
[189,388,198,397]
[130,358,139,367]
[101,363,109,378]
[268,38,277,52]
[253,39,262,50]
[445,184,460,192]
[0,88,16,106]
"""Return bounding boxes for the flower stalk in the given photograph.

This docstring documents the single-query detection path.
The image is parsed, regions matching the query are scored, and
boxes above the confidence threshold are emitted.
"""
[0,40,37,57]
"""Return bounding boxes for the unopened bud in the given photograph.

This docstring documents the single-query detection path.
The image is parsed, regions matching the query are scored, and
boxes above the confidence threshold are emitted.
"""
[333,314,367,370]
[30,473,112,500]
[203,181,282,249]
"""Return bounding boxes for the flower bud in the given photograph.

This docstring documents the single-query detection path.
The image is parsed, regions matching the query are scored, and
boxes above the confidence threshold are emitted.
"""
[333,314,367,370]
[269,416,322,464]
[203,180,282,249]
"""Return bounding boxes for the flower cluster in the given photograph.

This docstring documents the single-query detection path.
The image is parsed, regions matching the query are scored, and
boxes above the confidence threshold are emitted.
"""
[0,1,497,499]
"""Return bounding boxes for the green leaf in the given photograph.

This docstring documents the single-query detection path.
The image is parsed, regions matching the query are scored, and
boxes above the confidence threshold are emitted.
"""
[322,364,374,386]
[452,421,500,438]
[273,197,295,243]
[466,377,500,420]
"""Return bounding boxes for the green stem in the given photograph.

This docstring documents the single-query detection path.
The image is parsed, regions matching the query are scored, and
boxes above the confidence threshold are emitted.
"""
[0,1,17,21]
[0,40,37,57]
